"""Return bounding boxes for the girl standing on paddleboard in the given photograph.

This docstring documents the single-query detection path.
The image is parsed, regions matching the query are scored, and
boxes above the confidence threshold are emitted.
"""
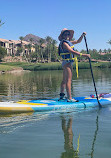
[58,28,90,102]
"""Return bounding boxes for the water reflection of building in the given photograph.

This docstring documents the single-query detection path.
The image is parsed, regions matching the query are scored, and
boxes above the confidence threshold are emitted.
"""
[61,116,80,158]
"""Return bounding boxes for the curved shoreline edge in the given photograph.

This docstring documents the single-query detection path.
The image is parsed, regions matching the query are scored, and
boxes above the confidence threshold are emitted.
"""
[0,61,111,74]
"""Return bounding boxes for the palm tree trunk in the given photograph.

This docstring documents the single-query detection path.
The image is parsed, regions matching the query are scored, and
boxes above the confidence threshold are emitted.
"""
[40,49,45,63]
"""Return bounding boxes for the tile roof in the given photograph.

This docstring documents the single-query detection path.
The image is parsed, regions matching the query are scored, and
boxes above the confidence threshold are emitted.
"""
[0,38,30,45]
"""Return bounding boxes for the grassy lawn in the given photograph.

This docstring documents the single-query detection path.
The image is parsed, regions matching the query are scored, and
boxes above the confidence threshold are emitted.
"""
[1,62,63,71]
[0,64,17,71]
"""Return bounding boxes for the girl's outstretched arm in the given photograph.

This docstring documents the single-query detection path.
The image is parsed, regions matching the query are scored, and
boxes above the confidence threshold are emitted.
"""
[71,32,86,44]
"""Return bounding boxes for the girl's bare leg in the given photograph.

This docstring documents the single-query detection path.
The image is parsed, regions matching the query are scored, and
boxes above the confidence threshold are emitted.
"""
[60,63,72,99]
[65,64,72,99]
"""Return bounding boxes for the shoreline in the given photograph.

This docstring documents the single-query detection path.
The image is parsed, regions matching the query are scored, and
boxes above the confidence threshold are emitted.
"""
[0,61,111,73]
[0,67,30,74]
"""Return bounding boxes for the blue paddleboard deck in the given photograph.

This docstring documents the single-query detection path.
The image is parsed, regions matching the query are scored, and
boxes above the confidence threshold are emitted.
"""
[0,96,111,113]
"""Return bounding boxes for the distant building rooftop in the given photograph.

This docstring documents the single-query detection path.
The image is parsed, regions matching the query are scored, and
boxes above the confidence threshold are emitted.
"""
[0,38,30,45]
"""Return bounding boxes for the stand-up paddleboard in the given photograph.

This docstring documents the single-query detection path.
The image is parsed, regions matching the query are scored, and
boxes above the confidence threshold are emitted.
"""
[0,94,111,113]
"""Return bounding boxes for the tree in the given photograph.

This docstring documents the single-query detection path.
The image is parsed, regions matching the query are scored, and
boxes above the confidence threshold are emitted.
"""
[18,36,24,56]
[103,49,107,53]
[99,49,102,54]
[29,38,34,44]
[81,49,87,54]
[0,46,7,61]
[23,44,32,62]
[0,20,4,27]
[51,39,58,61]
[107,39,111,45]
[92,49,98,53]
[16,47,24,56]
[19,36,24,46]
[27,44,32,53]
[107,48,111,53]
[45,36,52,62]
[34,44,40,62]
[39,38,45,63]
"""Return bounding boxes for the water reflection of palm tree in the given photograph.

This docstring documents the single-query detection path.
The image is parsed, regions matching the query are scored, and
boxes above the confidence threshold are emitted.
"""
[61,116,79,158]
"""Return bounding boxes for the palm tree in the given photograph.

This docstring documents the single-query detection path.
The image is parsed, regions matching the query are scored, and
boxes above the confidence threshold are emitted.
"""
[45,36,52,62]
[108,48,111,53]
[39,38,45,63]
[29,38,35,55]
[93,49,98,53]
[27,44,32,53]
[29,38,34,45]
[19,36,24,44]
[0,20,4,27]
[99,49,102,54]
[52,39,58,61]
[81,49,87,54]
[26,44,32,62]
[33,44,40,62]
[103,49,107,54]
[107,39,111,45]
[19,36,24,56]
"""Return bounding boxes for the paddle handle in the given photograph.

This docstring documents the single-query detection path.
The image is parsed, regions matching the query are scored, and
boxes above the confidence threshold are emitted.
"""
[84,36,102,108]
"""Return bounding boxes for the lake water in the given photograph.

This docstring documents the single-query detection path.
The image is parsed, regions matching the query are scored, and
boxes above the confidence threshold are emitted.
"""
[0,68,111,158]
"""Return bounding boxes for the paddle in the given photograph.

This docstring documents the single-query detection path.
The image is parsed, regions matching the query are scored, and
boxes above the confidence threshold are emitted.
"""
[84,36,102,108]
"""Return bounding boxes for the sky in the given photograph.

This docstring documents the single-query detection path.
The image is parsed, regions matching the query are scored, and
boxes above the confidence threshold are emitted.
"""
[0,0,111,51]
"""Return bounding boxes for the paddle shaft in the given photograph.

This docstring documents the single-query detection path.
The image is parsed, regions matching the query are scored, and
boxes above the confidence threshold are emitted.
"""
[84,36,102,108]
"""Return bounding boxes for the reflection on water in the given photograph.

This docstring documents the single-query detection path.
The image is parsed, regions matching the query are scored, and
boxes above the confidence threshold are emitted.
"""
[0,68,111,101]
[0,107,111,158]
[0,70,62,101]
[0,112,49,134]
[90,115,99,158]
[0,68,111,158]
[61,116,79,158]
[60,113,99,158]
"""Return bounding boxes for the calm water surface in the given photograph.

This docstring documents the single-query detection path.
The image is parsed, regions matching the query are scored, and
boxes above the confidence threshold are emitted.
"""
[0,68,111,158]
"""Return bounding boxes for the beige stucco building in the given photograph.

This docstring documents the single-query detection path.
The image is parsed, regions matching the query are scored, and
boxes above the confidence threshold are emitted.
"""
[0,38,35,56]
